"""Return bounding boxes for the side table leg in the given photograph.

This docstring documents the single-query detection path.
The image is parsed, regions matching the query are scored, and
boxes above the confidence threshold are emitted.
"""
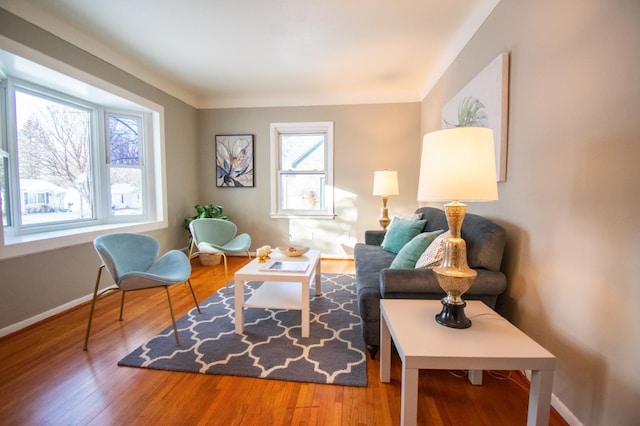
[401,366,419,426]
[301,280,310,337]
[468,369,483,385]
[234,279,244,334]
[380,315,391,382]
[314,258,322,296]
[527,369,554,426]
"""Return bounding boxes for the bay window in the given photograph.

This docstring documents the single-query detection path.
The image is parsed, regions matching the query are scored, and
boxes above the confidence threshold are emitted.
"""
[0,47,165,259]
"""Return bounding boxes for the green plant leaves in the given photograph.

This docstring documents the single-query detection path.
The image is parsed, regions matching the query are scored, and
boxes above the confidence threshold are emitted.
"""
[184,204,228,231]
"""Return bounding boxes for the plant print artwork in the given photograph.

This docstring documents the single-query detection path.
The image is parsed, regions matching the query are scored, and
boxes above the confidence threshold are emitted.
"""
[441,52,509,181]
[443,96,489,128]
[215,135,254,187]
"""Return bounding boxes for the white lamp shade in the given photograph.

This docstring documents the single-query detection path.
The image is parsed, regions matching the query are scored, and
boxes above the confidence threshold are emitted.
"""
[372,170,399,196]
[417,127,498,202]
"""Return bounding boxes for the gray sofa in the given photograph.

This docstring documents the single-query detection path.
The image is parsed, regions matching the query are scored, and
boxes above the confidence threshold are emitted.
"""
[354,206,507,358]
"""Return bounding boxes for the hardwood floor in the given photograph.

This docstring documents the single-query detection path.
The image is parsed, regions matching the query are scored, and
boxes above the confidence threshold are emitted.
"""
[0,256,568,425]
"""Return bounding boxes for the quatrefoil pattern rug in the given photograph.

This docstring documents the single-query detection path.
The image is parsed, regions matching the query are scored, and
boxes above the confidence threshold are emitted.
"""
[118,273,367,386]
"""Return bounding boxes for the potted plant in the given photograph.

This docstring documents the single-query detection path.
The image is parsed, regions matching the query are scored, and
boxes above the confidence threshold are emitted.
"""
[184,204,229,265]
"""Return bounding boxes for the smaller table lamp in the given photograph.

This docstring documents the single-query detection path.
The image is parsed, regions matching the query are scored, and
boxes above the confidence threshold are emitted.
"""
[373,170,399,230]
[417,127,498,328]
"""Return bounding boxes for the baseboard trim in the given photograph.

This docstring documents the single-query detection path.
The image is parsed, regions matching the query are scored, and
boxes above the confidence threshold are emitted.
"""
[0,285,116,338]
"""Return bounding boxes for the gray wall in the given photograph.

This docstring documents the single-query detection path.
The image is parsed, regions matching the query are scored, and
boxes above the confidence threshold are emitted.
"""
[0,9,199,329]
[421,1,640,425]
[197,104,420,257]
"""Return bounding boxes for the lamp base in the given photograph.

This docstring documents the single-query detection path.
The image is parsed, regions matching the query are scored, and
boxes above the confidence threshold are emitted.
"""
[435,299,471,329]
[378,196,391,229]
[378,212,391,230]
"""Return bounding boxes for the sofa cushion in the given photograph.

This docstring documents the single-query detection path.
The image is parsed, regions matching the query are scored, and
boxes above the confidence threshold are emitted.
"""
[380,213,423,247]
[414,207,506,271]
[415,230,451,269]
[390,230,443,269]
[354,243,395,275]
[381,218,426,254]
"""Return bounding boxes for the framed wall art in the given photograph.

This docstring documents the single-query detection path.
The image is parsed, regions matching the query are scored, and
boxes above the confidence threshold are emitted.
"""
[441,51,510,181]
[215,134,254,187]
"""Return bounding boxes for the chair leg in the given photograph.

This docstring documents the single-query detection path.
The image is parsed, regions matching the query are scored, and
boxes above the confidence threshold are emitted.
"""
[119,291,126,321]
[221,253,229,293]
[164,286,180,346]
[188,239,195,260]
[83,265,105,350]
[246,250,252,260]
[187,279,201,314]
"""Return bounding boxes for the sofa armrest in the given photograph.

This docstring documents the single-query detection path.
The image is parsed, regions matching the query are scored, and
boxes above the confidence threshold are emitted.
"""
[364,230,386,246]
[380,268,507,298]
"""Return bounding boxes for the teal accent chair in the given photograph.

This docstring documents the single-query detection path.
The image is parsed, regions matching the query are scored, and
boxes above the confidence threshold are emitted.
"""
[188,218,252,290]
[83,233,201,350]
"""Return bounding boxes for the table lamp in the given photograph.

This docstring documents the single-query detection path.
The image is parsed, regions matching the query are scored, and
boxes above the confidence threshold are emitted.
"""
[417,127,498,328]
[372,170,399,229]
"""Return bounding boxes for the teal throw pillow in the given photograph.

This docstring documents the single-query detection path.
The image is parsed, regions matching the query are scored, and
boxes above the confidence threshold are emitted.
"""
[390,230,444,269]
[380,213,424,247]
[381,218,426,254]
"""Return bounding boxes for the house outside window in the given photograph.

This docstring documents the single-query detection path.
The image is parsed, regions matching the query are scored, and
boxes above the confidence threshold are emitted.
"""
[270,122,334,218]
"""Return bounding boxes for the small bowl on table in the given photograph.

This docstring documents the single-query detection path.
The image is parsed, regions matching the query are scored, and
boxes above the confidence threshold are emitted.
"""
[276,245,310,257]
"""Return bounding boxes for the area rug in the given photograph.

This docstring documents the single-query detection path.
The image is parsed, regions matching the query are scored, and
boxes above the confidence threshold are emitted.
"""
[118,273,367,386]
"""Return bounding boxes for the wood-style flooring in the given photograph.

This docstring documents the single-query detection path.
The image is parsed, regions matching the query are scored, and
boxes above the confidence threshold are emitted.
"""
[0,256,568,425]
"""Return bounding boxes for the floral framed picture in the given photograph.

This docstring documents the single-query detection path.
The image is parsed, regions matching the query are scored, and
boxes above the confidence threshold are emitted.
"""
[215,134,254,187]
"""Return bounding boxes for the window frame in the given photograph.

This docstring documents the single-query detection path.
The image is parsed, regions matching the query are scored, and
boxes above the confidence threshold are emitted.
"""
[0,42,167,261]
[269,121,335,219]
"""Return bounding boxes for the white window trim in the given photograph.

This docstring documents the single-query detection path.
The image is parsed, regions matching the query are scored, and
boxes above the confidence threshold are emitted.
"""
[0,37,168,261]
[269,121,335,219]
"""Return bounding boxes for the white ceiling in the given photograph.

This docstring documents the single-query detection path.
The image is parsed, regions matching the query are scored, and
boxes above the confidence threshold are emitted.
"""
[0,0,500,109]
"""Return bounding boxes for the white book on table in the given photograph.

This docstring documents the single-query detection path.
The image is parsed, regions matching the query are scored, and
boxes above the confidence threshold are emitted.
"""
[260,261,309,273]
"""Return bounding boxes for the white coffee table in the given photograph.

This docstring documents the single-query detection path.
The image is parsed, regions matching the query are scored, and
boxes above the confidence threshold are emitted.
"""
[380,299,556,426]
[234,249,321,338]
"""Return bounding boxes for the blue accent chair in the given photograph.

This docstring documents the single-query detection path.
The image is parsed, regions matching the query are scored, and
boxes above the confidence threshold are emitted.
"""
[83,233,201,350]
[188,218,252,290]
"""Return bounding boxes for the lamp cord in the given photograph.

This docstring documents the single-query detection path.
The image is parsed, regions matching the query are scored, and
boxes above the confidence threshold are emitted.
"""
[447,369,530,391]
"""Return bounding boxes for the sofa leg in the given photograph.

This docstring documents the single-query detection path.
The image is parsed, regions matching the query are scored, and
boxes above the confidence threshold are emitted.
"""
[366,345,379,360]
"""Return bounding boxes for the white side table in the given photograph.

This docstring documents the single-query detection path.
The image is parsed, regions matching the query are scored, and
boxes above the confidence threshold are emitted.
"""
[380,299,555,426]
[234,249,321,338]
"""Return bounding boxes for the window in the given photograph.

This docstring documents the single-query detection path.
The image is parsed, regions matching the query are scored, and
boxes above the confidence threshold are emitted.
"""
[14,88,94,226]
[270,122,334,218]
[0,46,166,259]
[106,113,145,216]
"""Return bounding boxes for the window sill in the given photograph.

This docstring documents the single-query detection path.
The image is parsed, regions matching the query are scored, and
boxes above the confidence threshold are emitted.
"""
[0,220,168,261]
